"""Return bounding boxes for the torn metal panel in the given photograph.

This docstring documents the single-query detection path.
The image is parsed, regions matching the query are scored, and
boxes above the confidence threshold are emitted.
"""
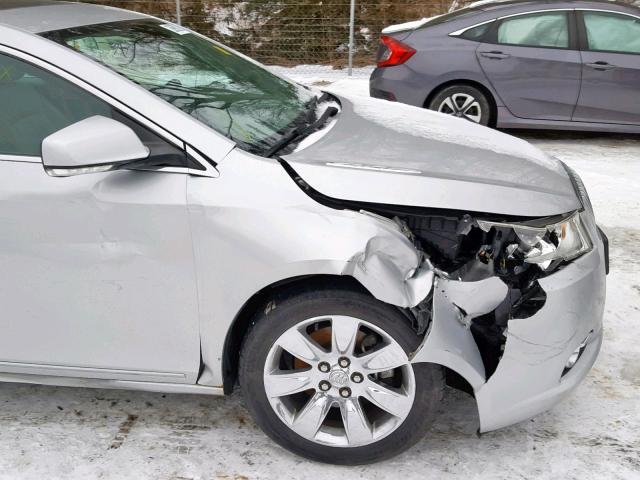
[474,245,606,432]
[438,277,508,326]
[409,205,606,433]
[409,277,508,390]
[342,225,435,309]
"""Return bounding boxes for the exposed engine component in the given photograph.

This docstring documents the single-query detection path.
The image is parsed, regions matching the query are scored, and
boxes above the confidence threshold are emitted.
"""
[391,213,552,379]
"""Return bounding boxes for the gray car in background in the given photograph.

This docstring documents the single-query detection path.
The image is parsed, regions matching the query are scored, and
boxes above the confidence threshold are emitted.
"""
[370,0,640,132]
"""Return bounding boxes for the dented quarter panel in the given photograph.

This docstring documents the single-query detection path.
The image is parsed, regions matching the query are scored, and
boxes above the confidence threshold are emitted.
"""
[187,150,433,386]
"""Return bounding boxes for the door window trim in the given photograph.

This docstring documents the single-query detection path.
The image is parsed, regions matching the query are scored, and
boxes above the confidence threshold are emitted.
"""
[576,9,640,56]
[451,8,578,50]
[450,19,495,39]
[0,154,41,164]
[0,45,218,177]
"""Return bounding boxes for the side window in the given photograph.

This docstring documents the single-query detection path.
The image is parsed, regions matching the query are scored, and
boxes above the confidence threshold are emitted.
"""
[0,53,110,157]
[0,53,189,168]
[583,11,640,54]
[460,22,494,42]
[497,12,569,48]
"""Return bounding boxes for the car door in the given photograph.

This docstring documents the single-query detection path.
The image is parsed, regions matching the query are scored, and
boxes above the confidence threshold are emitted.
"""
[0,52,201,383]
[573,10,640,124]
[477,10,581,120]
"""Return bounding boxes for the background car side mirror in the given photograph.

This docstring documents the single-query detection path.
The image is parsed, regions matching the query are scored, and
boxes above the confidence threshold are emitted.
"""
[42,115,150,177]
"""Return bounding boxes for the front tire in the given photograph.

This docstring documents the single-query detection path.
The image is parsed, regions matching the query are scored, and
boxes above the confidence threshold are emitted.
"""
[429,84,491,126]
[239,287,443,465]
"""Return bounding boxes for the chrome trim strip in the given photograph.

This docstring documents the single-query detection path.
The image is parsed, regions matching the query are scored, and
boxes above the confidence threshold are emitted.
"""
[0,154,41,164]
[326,162,422,174]
[577,8,640,21]
[0,360,186,380]
[187,145,220,178]
[0,372,224,395]
[449,8,573,37]
[450,19,495,37]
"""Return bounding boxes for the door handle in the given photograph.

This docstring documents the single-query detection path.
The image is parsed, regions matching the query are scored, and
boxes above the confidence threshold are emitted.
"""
[585,61,616,71]
[480,51,510,59]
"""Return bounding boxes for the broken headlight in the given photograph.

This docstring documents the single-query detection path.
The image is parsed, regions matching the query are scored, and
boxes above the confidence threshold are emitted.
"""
[478,212,593,271]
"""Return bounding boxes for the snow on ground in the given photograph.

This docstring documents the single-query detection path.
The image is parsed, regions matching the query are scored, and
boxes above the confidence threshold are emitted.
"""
[0,79,639,480]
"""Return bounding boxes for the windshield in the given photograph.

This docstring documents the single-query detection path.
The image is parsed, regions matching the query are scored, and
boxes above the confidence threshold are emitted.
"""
[44,20,316,155]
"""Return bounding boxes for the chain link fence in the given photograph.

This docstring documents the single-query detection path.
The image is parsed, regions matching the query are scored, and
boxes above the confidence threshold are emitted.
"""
[71,0,462,78]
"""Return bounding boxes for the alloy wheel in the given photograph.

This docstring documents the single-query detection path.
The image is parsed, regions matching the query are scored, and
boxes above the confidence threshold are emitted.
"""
[263,315,416,447]
[438,93,482,123]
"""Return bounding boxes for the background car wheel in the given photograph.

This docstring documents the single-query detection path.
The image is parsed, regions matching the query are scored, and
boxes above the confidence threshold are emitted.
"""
[239,286,444,465]
[429,85,492,126]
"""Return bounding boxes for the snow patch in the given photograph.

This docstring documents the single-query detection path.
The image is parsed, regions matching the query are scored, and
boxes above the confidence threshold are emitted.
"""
[333,89,564,171]
[381,16,437,34]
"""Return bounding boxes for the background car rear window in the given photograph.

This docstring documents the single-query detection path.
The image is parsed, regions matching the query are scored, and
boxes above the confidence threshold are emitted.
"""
[497,12,568,48]
[460,22,494,41]
[583,11,640,54]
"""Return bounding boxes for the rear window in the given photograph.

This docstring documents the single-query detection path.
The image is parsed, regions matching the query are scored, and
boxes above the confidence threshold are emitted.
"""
[460,21,494,41]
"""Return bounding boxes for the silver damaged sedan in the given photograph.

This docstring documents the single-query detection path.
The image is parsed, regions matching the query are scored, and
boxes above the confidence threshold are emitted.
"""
[0,1,608,465]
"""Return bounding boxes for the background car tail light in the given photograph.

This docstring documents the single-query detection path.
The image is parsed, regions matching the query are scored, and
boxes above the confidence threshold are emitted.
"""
[377,35,416,68]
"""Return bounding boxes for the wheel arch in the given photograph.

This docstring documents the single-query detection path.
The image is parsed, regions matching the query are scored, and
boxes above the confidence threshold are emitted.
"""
[221,274,375,394]
[425,79,498,127]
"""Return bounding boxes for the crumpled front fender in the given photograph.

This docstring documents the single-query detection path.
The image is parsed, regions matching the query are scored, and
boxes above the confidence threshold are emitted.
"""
[188,151,439,387]
[342,214,434,309]
[411,276,509,390]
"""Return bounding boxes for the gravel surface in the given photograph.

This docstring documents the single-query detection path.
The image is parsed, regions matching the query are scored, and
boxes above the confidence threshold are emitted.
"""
[0,78,638,480]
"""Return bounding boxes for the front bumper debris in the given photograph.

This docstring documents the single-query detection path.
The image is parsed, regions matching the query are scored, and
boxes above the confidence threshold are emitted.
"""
[411,221,606,431]
[475,242,605,431]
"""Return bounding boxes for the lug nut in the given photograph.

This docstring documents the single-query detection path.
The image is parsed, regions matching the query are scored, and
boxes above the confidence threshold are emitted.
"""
[319,380,331,392]
[318,361,331,373]
[351,372,364,383]
[338,357,350,368]
[339,387,351,398]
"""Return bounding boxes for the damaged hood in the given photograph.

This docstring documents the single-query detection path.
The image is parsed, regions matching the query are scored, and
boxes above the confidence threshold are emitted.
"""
[282,94,580,217]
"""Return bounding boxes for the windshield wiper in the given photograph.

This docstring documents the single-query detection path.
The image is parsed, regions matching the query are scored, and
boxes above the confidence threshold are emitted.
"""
[265,104,339,158]
[306,92,331,115]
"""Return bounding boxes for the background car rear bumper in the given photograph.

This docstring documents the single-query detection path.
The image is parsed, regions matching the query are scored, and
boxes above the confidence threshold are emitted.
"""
[370,66,429,107]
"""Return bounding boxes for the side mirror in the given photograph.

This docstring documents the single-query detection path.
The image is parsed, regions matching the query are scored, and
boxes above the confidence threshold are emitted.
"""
[42,116,150,177]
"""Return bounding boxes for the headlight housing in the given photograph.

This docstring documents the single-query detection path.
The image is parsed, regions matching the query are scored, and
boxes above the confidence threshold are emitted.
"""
[478,212,593,270]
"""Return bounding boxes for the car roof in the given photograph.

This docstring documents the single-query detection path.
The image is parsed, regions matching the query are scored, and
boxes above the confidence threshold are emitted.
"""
[448,0,638,18]
[0,1,147,33]
[470,0,634,10]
